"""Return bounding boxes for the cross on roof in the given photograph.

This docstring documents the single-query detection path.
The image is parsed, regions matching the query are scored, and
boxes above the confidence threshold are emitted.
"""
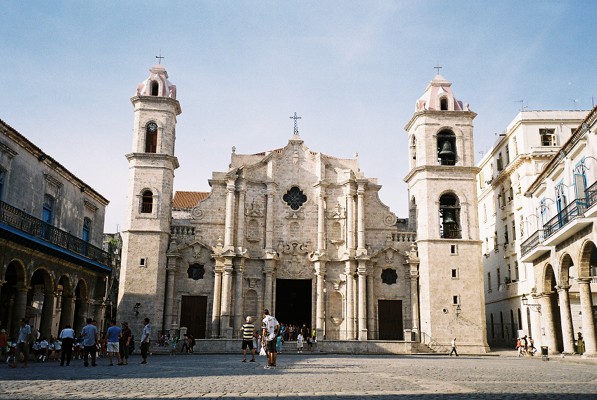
[156,51,165,64]
[434,63,442,75]
[290,112,302,135]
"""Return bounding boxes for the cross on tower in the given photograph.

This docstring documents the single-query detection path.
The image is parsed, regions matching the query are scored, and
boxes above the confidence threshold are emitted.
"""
[290,112,302,135]
[434,63,442,75]
[156,51,165,64]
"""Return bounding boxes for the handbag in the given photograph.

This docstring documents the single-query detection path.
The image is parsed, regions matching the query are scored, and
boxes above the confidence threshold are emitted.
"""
[259,346,267,356]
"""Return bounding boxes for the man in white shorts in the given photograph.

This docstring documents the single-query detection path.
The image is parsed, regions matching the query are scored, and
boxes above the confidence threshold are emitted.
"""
[104,319,122,366]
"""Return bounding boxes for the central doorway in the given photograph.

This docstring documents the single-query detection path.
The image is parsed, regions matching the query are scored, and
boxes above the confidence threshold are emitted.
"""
[275,279,312,326]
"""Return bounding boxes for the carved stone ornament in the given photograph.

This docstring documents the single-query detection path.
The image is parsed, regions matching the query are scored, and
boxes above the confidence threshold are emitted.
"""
[384,214,397,226]
[285,210,305,220]
[191,206,204,220]
[327,203,345,219]
[245,199,264,217]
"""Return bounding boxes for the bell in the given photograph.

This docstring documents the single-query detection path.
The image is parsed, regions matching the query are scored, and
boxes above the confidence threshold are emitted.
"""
[439,140,455,157]
[443,210,456,225]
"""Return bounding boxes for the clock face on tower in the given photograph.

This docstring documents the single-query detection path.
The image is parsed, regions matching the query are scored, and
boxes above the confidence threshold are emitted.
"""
[147,122,158,133]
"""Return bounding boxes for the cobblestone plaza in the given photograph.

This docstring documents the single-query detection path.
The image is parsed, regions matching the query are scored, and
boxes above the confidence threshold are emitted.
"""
[2,353,596,399]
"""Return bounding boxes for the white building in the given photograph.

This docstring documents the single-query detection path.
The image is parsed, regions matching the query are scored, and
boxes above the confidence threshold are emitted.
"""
[477,109,592,352]
[522,106,597,356]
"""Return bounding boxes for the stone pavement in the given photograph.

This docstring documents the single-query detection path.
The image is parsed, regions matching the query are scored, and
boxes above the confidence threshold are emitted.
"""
[1,352,596,399]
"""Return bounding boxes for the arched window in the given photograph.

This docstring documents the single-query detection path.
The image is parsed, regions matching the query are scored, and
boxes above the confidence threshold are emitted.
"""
[141,190,153,213]
[145,122,158,153]
[437,130,456,165]
[439,193,461,239]
[150,80,159,96]
[440,97,448,110]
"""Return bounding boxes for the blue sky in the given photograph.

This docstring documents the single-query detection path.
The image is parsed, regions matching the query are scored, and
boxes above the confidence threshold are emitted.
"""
[1,1,595,232]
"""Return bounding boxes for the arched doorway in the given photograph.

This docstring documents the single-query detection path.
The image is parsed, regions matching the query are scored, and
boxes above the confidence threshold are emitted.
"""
[0,260,27,337]
[29,268,54,339]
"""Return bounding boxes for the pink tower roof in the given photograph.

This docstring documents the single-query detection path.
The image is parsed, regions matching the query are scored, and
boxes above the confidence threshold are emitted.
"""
[136,64,177,99]
[415,75,469,112]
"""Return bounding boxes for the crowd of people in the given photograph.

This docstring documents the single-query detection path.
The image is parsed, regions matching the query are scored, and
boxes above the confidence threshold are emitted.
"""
[1,317,146,368]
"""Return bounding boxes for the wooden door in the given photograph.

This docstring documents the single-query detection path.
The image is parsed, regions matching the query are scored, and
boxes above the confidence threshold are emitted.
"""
[180,296,207,339]
[378,300,403,340]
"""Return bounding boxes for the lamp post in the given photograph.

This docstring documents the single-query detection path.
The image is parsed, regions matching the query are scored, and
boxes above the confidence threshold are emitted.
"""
[521,294,541,314]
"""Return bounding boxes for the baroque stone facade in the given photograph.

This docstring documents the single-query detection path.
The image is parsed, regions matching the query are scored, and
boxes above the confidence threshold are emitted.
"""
[118,66,489,353]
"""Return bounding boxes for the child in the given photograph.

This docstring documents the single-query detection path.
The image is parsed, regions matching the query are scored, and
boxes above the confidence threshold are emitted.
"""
[276,333,283,354]
[297,332,304,353]
[7,339,16,367]
[39,337,49,362]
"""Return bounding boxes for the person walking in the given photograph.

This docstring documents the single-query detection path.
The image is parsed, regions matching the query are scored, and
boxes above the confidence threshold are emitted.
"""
[104,319,122,366]
[0,329,7,363]
[240,316,256,362]
[577,332,585,355]
[140,317,152,364]
[12,319,32,368]
[118,321,132,365]
[450,337,459,356]
[261,309,279,369]
[81,318,98,367]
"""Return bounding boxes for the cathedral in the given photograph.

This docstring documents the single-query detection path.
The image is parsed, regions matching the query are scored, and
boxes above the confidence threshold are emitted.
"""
[117,64,490,353]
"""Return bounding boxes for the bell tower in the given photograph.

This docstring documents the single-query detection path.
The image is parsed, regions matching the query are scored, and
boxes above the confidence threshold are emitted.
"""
[404,74,489,353]
[117,64,181,336]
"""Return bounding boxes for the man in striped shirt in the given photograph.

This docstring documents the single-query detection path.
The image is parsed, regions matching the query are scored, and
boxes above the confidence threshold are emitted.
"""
[240,316,256,362]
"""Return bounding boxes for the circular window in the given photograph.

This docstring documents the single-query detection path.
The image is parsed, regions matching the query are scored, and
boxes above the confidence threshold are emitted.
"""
[283,187,307,210]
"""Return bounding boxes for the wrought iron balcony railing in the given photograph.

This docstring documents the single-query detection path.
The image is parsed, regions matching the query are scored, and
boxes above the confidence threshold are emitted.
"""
[521,229,545,257]
[543,199,586,240]
[0,200,111,267]
[586,181,597,208]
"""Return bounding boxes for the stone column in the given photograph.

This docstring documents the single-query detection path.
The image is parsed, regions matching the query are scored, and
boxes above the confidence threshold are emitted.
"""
[220,259,234,338]
[357,261,367,340]
[164,258,178,331]
[578,278,597,355]
[344,260,356,339]
[233,259,245,337]
[539,293,558,353]
[346,191,356,252]
[224,179,236,250]
[40,290,56,339]
[356,182,367,253]
[557,285,575,354]
[13,287,28,328]
[317,189,326,251]
[263,261,274,311]
[314,261,326,335]
[211,264,223,338]
[236,187,246,251]
[410,268,420,340]
[265,186,275,251]
[366,269,375,339]
[529,305,543,347]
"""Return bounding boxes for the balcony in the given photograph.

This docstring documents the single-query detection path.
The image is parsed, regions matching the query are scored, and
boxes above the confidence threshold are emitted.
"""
[585,181,597,218]
[542,199,591,246]
[0,200,111,272]
[520,229,550,262]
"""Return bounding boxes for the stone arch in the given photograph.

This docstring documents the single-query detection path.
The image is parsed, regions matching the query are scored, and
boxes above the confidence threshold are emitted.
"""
[558,252,575,287]
[578,240,597,278]
[29,267,55,338]
[0,260,28,336]
[541,263,558,294]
